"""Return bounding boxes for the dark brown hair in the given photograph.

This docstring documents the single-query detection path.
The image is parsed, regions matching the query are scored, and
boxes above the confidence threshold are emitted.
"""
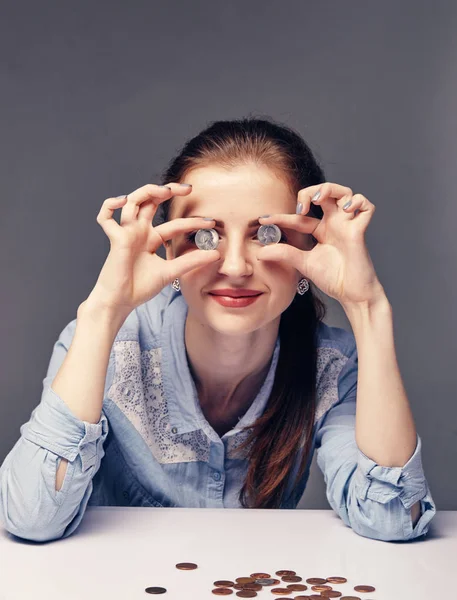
[156,116,327,508]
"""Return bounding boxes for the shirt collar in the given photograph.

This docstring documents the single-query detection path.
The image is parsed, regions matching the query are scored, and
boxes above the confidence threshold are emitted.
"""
[161,287,280,438]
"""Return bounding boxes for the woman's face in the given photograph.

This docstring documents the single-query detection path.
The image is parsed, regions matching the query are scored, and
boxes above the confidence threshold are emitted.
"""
[166,164,312,335]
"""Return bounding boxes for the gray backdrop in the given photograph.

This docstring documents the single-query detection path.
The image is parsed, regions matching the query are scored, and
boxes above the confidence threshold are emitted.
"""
[1,0,456,510]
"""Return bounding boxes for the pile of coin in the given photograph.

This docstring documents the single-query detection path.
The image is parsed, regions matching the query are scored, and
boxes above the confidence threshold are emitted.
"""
[144,564,377,597]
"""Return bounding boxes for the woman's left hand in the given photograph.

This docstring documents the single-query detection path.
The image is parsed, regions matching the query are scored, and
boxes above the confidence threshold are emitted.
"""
[257,182,386,308]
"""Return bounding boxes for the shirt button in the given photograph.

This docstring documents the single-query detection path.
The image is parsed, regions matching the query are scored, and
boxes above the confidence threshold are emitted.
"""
[213,471,221,481]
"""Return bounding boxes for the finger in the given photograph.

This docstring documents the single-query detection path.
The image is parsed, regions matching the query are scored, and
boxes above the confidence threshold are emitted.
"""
[163,248,221,284]
[96,195,129,239]
[147,217,216,253]
[258,213,320,236]
[256,242,308,274]
[137,182,193,223]
[337,193,375,230]
[120,183,191,226]
[297,181,353,216]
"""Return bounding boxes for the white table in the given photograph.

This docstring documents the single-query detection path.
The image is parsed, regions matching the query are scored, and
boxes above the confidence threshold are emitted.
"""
[0,508,455,600]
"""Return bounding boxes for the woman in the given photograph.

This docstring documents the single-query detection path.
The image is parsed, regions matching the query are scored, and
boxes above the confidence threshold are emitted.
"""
[0,117,436,542]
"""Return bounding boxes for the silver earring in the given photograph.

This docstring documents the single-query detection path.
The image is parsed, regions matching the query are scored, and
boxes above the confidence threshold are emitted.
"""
[172,278,180,291]
[297,278,309,295]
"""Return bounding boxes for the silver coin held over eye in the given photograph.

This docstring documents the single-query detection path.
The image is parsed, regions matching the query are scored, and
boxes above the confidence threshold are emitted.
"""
[257,224,281,245]
[195,228,220,250]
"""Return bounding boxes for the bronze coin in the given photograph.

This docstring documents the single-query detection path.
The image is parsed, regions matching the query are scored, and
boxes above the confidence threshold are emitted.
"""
[326,577,347,584]
[309,596,326,600]
[312,585,332,591]
[281,575,302,583]
[250,573,271,579]
[271,589,292,595]
[145,588,167,595]
[212,588,234,596]
[214,581,235,587]
[354,586,375,593]
[236,592,257,598]
[306,578,327,585]
[236,577,255,584]
[321,592,342,598]
[340,597,361,600]
[242,584,262,592]
[286,584,308,591]
[294,597,311,600]
[275,570,296,577]
[175,562,198,570]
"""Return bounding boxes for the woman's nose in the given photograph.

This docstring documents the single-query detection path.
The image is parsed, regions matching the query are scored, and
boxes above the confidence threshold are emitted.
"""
[216,239,254,277]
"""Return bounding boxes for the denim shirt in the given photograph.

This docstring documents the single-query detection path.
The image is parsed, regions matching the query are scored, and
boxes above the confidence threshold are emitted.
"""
[0,285,437,542]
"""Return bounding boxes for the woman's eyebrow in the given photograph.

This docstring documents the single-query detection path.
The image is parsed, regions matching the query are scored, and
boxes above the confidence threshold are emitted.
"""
[186,216,260,228]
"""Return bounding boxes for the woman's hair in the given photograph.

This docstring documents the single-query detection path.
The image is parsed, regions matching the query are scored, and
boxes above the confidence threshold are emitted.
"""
[157,116,327,508]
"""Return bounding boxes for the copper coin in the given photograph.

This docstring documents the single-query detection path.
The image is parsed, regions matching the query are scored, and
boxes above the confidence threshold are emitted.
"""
[312,585,332,592]
[340,597,361,600]
[326,577,347,584]
[212,589,234,596]
[306,578,327,585]
[275,570,296,576]
[145,588,167,595]
[175,562,198,570]
[242,584,262,592]
[236,592,257,598]
[214,581,235,587]
[281,575,302,583]
[354,586,375,593]
[236,577,255,584]
[256,578,280,586]
[286,584,308,591]
[271,589,292,595]
[321,592,342,598]
[310,596,326,600]
[294,597,311,600]
[251,573,271,579]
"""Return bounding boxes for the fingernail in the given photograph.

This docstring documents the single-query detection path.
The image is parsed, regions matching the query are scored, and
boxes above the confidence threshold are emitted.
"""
[203,217,215,221]
[296,202,303,215]
[180,183,192,187]
[311,191,321,203]
[259,214,271,218]
[343,199,352,210]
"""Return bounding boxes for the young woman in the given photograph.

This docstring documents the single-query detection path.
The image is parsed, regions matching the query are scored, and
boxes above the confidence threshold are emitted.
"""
[0,117,436,542]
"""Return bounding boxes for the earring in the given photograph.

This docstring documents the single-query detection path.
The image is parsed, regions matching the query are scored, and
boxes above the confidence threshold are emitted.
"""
[172,278,181,291]
[297,277,309,295]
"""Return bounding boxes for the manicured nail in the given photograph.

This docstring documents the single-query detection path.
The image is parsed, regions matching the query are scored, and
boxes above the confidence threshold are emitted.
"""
[259,214,271,218]
[296,202,303,215]
[311,191,321,203]
[203,217,215,221]
[180,183,192,187]
[343,199,352,210]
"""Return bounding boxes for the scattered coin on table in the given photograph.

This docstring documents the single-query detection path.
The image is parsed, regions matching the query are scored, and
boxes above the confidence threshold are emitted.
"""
[145,587,167,595]
[327,577,348,584]
[286,583,308,591]
[354,585,376,593]
[175,562,198,570]
[275,570,296,576]
[214,580,235,587]
[236,591,257,598]
[212,588,234,595]
[270,588,292,595]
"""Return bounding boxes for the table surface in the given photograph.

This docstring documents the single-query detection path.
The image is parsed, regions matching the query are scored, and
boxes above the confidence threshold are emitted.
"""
[0,508,455,600]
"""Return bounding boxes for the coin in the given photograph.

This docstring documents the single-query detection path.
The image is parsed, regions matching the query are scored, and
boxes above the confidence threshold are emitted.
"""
[236,577,255,584]
[321,592,342,598]
[281,575,302,583]
[340,597,361,600]
[212,588,234,596]
[275,570,296,576]
[257,224,281,245]
[255,578,279,586]
[195,228,219,250]
[306,578,327,585]
[175,562,198,570]
[241,584,262,591]
[271,589,292,595]
[145,587,167,595]
[236,592,257,598]
[250,573,271,579]
[286,584,308,591]
[354,586,376,593]
[312,585,332,591]
[326,577,347,584]
[214,581,235,587]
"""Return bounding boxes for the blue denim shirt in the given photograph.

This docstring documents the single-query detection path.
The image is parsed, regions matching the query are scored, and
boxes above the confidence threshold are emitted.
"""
[0,285,436,542]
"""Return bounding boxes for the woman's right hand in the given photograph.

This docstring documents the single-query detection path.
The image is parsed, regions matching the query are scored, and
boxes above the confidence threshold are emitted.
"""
[82,183,220,316]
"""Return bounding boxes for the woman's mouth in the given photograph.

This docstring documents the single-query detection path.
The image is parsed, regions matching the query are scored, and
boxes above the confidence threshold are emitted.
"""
[208,293,263,308]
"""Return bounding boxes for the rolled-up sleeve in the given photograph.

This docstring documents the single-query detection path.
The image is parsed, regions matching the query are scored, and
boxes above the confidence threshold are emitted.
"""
[0,319,109,542]
[315,342,437,542]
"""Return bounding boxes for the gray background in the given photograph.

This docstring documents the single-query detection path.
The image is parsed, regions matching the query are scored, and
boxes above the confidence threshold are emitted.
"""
[1,0,456,509]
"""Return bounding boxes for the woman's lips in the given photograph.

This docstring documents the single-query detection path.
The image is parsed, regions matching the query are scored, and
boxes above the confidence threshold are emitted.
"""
[208,293,263,308]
